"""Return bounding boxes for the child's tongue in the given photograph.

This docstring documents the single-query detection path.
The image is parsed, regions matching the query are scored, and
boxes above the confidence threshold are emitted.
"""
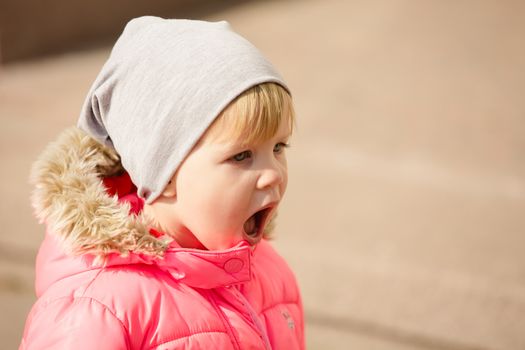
[243,214,257,235]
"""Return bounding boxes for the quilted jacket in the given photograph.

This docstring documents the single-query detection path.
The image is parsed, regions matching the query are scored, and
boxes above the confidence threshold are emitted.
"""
[19,128,304,349]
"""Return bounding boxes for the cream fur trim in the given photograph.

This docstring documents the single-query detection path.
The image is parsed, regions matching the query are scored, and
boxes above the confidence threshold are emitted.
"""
[30,127,168,258]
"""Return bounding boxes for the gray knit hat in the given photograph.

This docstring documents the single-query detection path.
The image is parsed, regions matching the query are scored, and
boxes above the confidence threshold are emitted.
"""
[78,16,288,203]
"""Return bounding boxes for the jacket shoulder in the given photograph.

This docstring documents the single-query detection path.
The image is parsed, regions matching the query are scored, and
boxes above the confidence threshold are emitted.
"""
[21,294,129,349]
[252,240,300,299]
[82,265,229,346]
[29,264,230,349]
[245,240,302,313]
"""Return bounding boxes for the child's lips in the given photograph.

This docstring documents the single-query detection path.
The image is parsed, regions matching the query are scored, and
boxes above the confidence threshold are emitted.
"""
[242,204,276,245]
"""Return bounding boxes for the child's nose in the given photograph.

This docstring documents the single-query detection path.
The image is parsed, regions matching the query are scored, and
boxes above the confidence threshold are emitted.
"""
[256,164,285,190]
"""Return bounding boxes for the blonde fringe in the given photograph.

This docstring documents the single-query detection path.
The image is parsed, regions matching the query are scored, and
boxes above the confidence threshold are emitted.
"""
[205,82,295,146]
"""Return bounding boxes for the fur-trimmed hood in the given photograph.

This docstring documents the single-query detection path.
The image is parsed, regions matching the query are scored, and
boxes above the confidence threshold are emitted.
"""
[30,127,170,258]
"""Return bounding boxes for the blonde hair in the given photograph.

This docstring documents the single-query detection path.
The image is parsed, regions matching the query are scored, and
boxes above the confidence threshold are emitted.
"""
[204,82,295,145]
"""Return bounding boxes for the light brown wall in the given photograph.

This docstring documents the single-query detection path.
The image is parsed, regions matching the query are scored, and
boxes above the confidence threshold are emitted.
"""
[0,0,246,64]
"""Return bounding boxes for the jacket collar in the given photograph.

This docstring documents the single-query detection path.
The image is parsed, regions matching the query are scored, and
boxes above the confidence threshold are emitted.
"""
[36,231,252,295]
[104,239,252,289]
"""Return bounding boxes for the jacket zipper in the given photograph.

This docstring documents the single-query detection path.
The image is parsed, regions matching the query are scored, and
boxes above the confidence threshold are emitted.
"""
[208,289,242,350]
[227,286,272,350]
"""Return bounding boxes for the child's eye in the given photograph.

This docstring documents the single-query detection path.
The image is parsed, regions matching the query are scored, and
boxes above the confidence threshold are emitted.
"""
[231,150,252,162]
[273,142,290,154]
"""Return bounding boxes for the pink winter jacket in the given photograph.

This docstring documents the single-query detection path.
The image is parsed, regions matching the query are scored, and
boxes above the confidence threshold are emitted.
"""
[19,128,305,349]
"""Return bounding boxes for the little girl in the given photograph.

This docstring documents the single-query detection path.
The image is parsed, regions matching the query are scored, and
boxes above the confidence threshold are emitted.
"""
[19,16,304,349]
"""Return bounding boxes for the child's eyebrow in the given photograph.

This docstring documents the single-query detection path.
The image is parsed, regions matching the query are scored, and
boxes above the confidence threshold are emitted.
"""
[277,130,292,140]
[212,130,291,152]
[212,140,249,153]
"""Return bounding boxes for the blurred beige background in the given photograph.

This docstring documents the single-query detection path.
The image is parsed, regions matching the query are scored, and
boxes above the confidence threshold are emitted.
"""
[1,1,525,349]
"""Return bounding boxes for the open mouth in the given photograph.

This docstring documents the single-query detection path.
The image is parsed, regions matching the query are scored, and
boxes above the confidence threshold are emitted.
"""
[243,206,274,245]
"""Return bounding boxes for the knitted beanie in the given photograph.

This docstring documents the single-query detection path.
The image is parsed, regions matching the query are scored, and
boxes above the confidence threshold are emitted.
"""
[78,16,288,203]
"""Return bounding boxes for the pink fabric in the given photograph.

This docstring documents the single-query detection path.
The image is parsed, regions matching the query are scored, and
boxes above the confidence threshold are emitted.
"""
[20,175,304,349]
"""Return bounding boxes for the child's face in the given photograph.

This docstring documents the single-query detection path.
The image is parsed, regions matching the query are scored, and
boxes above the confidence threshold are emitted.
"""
[150,117,291,250]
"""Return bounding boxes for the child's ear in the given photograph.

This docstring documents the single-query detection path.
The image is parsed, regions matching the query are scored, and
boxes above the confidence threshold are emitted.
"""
[161,180,176,198]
